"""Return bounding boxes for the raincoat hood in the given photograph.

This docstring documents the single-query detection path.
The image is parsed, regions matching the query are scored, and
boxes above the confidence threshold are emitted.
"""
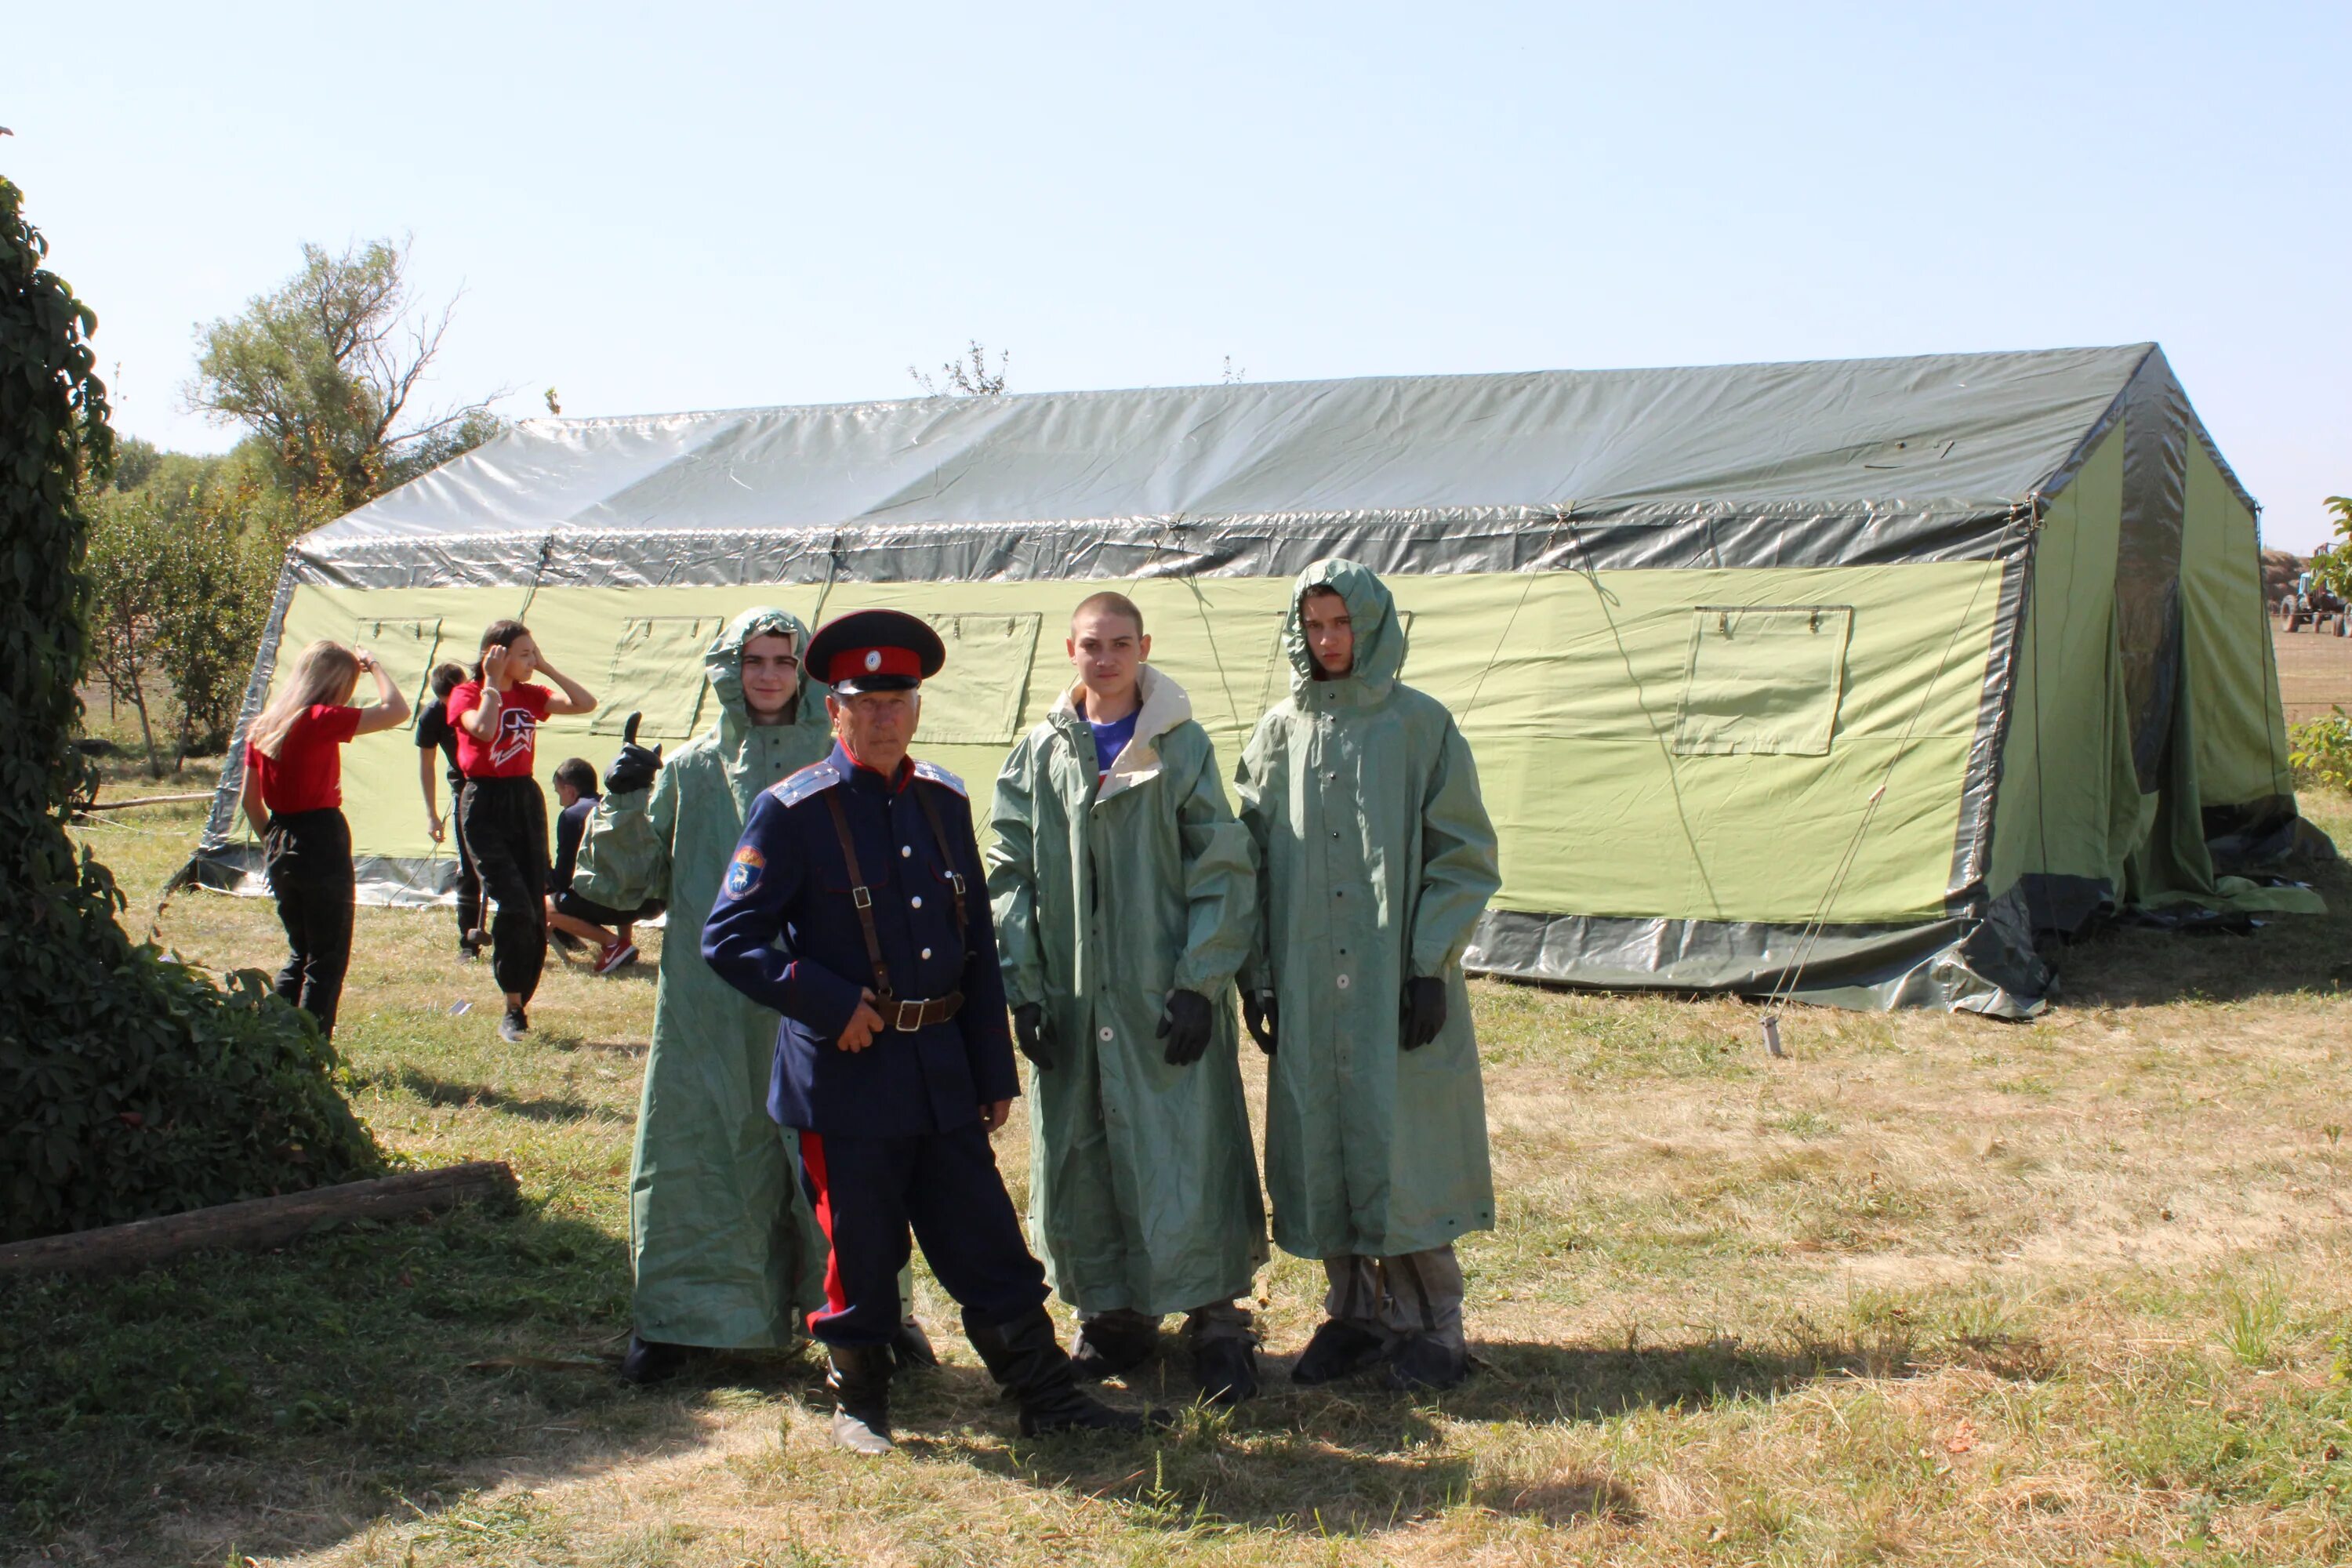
[1049,664,1193,803]
[1286,558,1405,702]
[706,606,811,732]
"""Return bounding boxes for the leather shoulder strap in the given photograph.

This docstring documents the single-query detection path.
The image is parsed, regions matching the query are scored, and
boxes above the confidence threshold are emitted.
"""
[912,782,969,932]
[822,790,892,1003]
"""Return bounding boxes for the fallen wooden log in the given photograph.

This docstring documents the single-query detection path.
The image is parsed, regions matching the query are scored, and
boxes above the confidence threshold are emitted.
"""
[76,792,215,811]
[0,1161,518,1278]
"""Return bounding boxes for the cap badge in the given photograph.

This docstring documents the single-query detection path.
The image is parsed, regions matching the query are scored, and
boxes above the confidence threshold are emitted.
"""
[864,650,882,671]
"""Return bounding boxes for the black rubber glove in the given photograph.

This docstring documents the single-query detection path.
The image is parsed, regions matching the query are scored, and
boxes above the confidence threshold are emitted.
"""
[604,711,662,795]
[1400,976,1447,1050]
[1156,989,1214,1067]
[1240,989,1278,1055]
[1013,1003,1052,1071]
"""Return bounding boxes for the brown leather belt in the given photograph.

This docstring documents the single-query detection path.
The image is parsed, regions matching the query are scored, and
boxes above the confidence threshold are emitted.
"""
[821,789,969,1035]
[884,992,964,1031]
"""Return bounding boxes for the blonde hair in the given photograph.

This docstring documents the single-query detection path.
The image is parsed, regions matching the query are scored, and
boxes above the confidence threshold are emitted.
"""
[248,641,361,760]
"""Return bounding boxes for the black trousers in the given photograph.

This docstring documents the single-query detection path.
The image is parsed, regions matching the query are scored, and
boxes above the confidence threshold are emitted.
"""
[799,1124,1051,1346]
[448,772,483,943]
[264,808,354,1038]
[457,776,548,1004]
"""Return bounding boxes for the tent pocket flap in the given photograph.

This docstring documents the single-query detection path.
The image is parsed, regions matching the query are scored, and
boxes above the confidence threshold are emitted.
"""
[918,613,1041,743]
[593,616,728,738]
[1672,605,1853,757]
[348,616,444,731]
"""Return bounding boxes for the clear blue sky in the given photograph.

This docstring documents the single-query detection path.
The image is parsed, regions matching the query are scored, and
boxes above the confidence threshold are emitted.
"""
[9,1,2347,546]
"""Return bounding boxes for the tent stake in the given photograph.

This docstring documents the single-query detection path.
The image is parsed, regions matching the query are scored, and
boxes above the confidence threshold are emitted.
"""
[1760,1013,1786,1058]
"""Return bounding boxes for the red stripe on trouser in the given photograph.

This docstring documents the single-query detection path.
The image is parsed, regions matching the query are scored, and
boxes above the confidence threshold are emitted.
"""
[799,1132,849,1319]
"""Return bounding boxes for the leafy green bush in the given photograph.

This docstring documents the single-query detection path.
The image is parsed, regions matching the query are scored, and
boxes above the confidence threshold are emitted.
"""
[0,175,382,1243]
[2288,706,2352,796]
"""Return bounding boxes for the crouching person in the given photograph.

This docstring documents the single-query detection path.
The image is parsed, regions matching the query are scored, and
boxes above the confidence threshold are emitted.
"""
[987,591,1268,1403]
[703,609,1159,1453]
[1236,560,1501,1392]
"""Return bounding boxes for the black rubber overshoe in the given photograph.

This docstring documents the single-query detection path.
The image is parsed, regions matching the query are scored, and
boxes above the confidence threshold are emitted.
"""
[826,1344,895,1454]
[618,1334,696,1385]
[1194,1335,1259,1405]
[889,1317,940,1375]
[1385,1333,1470,1392]
[1290,1319,1388,1386]
[966,1307,1167,1436]
[1069,1314,1160,1382]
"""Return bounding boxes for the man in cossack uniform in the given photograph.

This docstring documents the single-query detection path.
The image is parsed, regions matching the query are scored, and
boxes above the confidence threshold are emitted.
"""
[702,608,1157,1454]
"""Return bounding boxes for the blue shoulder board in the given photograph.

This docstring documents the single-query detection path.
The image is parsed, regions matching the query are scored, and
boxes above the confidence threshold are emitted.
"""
[771,756,845,807]
[912,759,967,797]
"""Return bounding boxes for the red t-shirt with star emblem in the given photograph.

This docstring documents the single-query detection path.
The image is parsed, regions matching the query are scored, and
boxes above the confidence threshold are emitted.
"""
[446,680,554,779]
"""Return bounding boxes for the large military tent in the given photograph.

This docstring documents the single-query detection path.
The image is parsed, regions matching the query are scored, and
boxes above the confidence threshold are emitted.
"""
[186,343,2305,1016]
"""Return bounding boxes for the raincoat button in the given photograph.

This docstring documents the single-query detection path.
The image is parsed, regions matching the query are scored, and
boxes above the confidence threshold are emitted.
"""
[910,895,924,909]
[1098,1026,1114,1042]
[1336,975,1351,990]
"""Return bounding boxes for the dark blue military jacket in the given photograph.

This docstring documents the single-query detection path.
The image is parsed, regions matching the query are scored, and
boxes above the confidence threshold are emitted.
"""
[702,743,1018,1138]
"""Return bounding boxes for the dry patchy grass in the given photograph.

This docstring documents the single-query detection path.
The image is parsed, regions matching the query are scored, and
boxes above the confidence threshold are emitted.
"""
[7,783,2352,1566]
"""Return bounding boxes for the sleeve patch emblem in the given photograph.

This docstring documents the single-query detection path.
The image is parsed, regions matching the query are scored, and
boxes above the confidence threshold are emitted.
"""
[724,846,765,898]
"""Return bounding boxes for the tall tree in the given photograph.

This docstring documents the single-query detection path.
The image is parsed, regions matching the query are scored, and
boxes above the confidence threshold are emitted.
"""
[185,238,505,519]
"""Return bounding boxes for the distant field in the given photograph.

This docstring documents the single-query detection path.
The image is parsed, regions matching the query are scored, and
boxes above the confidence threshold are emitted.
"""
[2275,623,2352,724]
[7,780,2350,1567]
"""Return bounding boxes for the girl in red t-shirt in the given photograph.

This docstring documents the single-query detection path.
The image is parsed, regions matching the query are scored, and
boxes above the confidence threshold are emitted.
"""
[240,640,411,1038]
[447,619,597,1041]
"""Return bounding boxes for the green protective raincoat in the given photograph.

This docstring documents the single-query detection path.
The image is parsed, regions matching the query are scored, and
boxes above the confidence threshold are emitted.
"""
[987,664,1267,1316]
[1236,560,1502,1261]
[573,607,833,1348]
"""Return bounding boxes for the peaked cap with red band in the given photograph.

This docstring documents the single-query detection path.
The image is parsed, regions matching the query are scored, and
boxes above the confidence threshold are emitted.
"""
[805,608,947,694]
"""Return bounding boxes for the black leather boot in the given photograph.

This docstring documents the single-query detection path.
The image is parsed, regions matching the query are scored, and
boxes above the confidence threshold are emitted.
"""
[826,1344,895,1454]
[965,1308,1163,1436]
[1385,1333,1469,1392]
[1193,1334,1260,1405]
[1069,1311,1160,1381]
[619,1334,698,1385]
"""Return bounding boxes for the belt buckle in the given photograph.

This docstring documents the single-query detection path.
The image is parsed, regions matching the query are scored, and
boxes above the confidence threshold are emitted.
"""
[892,997,925,1033]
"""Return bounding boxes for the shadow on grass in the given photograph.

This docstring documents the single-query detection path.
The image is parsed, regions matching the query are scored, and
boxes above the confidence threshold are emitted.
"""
[945,1332,1884,1535]
[2049,851,2352,1008]
[393,1069,630,1126]
[0,1196,753,1566]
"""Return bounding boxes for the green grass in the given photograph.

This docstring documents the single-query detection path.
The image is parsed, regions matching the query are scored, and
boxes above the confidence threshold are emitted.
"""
[6,783,2352,1565]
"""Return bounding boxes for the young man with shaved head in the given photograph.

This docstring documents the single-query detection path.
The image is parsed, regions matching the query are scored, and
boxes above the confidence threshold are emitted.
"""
[988,591,1268,1403]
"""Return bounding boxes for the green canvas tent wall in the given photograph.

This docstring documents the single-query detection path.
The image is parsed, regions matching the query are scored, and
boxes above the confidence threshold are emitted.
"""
[185,343,2303,1016]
